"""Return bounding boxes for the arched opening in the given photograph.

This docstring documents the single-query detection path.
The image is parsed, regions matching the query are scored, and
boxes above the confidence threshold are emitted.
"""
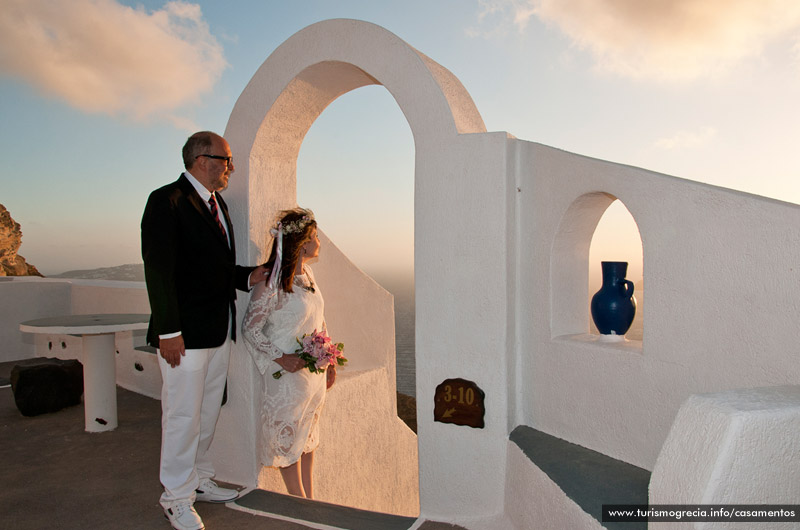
[296,84,417,421]
[588,200,643,341]
[244,79,420,515]
[550,192,644,345]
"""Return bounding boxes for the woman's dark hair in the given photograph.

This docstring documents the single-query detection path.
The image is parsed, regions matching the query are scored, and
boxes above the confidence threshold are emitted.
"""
[265,208,317,293]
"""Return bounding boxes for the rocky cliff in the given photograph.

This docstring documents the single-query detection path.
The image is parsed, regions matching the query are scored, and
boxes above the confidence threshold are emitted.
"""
[0,204,42,276]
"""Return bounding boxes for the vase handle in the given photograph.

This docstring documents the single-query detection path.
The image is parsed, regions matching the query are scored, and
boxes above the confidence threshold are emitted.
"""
[623,280,635,299]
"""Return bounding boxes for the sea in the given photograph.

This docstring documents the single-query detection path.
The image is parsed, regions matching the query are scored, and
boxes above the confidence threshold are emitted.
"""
[371,272,416,398]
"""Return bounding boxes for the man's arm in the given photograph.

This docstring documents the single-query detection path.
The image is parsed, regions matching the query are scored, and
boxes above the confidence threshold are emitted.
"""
[142,190,185,366]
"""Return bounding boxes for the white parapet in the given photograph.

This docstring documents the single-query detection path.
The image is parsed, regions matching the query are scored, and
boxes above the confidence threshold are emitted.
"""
[650,385,800,529]
[255,367,419,517]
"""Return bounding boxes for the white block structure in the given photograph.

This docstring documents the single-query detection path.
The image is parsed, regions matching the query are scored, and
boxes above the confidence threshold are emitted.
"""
[650,386,800,529]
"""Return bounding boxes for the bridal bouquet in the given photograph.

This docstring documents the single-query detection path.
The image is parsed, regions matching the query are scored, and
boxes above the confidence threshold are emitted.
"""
[273,329,347,379]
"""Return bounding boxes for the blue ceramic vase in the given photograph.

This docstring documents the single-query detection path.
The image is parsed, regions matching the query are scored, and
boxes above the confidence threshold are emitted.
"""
[591,261,636,337]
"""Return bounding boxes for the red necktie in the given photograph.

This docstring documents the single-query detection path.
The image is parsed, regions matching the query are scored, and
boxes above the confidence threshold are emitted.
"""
[208,194,227,240]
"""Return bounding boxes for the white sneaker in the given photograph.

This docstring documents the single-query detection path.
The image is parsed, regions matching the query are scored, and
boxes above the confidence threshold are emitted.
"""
[195,478,239,503]
[163,500,204,530]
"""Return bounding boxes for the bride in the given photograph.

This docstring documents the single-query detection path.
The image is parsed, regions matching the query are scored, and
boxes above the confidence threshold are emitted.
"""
[242,208,335,498]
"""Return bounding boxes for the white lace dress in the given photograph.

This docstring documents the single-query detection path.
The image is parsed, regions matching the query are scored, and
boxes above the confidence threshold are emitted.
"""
[242,267,327,468]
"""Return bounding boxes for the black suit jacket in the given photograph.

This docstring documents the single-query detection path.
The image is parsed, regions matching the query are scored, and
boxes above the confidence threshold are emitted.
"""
[141,174,253,349]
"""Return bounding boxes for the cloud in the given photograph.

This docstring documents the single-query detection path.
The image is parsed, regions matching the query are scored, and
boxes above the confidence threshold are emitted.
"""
[466,0,538,37]
[466,1,514,38]
[476,0,800,81]
[654,127,717,150]
[0,0,226,121]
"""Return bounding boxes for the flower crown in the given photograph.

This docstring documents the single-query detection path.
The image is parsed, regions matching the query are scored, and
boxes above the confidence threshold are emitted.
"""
[274,209,314,236]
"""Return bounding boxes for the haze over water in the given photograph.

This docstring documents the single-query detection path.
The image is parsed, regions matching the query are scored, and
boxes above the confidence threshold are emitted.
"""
[370,271,416,398]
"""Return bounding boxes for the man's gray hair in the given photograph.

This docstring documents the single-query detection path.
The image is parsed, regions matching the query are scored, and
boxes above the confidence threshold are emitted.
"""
[182,131,216,170]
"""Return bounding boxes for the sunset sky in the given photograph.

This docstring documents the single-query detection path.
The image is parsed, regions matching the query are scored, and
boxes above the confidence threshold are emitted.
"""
[2,0,799,278]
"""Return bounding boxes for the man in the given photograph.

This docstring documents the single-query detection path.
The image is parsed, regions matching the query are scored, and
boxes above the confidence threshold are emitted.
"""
[142,131,266,530]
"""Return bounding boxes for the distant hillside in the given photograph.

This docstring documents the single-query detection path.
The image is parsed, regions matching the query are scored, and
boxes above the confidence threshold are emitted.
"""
[54,263,145,282]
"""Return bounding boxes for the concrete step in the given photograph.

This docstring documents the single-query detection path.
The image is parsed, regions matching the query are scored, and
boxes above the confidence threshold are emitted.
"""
[232,489,419,530]
[510,426,650,530]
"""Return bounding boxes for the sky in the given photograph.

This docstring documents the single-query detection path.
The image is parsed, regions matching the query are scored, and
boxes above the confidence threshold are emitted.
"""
[2,0,800,280]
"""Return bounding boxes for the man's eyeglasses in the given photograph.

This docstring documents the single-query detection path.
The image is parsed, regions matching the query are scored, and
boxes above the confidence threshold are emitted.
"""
[196,154,233,165]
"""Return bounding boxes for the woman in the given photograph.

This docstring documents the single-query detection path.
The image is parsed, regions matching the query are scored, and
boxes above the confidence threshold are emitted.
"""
[242,208,335,498]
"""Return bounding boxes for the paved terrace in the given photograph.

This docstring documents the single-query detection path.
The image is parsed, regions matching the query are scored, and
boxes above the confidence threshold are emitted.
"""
[0,360,458,530]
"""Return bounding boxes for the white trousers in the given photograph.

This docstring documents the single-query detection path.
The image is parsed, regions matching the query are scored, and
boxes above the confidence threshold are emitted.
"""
[158,336,231,505]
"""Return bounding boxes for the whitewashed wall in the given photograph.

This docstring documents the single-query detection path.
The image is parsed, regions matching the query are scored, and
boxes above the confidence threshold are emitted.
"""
[516,140,800,470]
[69,281,150,314]
[256,367,420,516]
[0,278,71,362]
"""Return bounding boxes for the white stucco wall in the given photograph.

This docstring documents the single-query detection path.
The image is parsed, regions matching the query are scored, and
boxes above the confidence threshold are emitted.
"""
[69,281,150,314]
[0,278,72,362]
[516,141,800,470]
[415,130,512,519]
[256,367,419,516]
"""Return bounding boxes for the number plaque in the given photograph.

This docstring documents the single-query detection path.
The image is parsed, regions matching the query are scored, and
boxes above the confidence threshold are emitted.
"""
[433,378,485,428]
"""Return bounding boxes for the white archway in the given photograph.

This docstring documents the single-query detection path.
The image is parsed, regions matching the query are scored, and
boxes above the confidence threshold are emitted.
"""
[217,19,512,519]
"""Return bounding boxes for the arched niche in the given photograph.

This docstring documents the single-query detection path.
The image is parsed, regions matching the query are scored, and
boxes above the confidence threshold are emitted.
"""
[589,200,644,340]
[550,192,644,345]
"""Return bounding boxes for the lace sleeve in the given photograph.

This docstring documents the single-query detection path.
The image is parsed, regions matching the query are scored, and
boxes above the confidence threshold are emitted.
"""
[242,282,287,375]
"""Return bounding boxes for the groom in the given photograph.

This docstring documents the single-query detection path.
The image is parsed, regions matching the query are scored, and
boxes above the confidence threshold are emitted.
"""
[142,131,266,530]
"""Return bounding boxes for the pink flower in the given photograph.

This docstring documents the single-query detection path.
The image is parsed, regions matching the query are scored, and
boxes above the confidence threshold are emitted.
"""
[283,329,348,377]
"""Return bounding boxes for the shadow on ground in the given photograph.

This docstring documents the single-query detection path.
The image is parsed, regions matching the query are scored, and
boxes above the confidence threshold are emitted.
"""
[1,360,308,530]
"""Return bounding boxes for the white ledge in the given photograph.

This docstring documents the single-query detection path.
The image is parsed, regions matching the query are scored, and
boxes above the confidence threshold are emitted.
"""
[553,333,643,354]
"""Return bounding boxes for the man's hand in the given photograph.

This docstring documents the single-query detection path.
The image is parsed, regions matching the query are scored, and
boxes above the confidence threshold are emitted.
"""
[159,335,186,368]
[249,264,270,288]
